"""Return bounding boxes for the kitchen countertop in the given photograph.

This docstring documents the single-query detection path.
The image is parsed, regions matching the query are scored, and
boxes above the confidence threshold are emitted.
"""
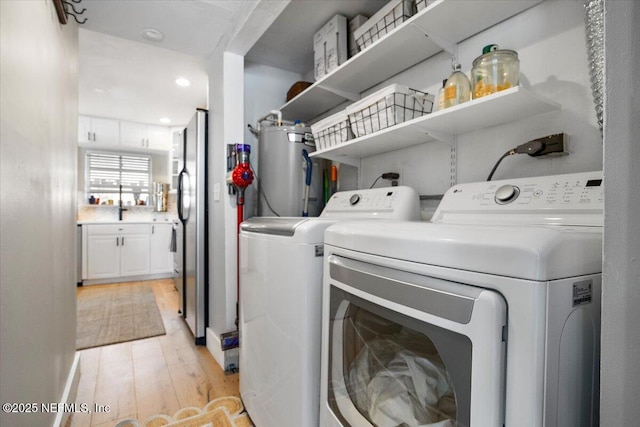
[78,218,178,225]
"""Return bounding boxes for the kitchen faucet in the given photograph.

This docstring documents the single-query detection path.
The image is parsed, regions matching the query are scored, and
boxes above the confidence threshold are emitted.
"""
[118,184,128,221]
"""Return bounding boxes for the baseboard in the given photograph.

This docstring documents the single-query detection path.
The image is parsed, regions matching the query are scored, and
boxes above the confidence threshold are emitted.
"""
[52,352,81,427]
[206,328,239,373]
[82,272,173,286]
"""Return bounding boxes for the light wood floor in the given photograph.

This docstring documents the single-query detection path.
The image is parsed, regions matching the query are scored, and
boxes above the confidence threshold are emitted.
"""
[71,279,239,427]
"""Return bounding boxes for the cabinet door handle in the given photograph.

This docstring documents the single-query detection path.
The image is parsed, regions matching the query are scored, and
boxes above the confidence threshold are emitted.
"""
[152,225,155,234]
[88,131,91,141]
[93,132,96,141]
[116,236,119,247]
[121,236,125,246]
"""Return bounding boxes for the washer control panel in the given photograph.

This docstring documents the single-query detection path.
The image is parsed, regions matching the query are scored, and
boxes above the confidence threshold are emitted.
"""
[494,184,521,204]
[434,171,604,225]
[321,186,420,221]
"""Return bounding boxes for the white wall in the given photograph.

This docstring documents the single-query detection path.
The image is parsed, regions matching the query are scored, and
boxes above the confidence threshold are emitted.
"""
[360,0,602,194]
[601,0,640,423]
[244,62,302,216]
[205,2,289,369]
[208,52,246,343]
[0,1,78,425]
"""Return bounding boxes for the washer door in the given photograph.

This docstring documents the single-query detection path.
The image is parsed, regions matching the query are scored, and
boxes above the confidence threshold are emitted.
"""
[326,255,506,427]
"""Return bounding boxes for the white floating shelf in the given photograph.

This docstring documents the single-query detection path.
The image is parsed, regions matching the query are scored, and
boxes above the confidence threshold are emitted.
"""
[310,86,560,164]
[281,0,543,121]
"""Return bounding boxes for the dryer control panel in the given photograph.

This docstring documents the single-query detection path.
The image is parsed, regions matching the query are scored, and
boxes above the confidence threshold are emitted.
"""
[432,171,604,226]
[321,186,420,221]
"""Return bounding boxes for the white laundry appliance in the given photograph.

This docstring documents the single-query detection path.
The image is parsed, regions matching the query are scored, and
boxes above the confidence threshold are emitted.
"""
[239,186,421,427]
[320,171,603,427]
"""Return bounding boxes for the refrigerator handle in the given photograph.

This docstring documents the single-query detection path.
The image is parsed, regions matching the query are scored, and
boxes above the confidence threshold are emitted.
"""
[181,170,191,223]
[177,170,185,222]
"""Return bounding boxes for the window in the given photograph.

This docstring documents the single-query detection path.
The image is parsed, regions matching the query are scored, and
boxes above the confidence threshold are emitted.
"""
[85,152,152,205]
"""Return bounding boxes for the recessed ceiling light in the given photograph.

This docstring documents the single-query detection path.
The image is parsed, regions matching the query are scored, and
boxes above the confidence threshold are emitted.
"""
[140,28,164,42]
[159,118,171,124]
[92,88,107,94]
[175,78,191,87]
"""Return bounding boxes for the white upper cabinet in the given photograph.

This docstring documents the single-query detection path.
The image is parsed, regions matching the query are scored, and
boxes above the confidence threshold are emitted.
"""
[78,116,120,146]
[120,121,147,148]
[146,125,172,151]
[120,121,171,151]
[81,115,171,152]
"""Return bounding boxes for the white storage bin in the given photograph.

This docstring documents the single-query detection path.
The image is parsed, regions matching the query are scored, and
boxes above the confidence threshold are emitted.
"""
[354,0,414,51]
[311,111,353,151]
[346,84,434,137]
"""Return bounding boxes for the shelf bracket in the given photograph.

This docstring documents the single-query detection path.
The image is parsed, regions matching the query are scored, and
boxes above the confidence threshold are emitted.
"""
[316,84,360,102]
[423,128,454,145]
[309,152,361,168]
[410,23,456,56]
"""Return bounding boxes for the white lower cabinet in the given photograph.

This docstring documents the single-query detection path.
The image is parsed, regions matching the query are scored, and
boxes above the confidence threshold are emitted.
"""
[120,232,151,276]
[86,234,121,279]
[150,223,173,274]
[84,224,151,281]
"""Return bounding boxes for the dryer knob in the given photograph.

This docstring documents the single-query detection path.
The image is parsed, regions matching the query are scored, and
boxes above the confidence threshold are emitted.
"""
[495,184,520,204]
[349,194,361,205]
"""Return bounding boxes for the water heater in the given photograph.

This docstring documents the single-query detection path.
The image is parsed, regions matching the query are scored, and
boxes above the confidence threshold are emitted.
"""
[257,123,323,217]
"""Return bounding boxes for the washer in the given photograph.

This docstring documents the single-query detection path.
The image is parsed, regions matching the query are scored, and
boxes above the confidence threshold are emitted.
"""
[239,186,420,427]
[320,171,603,427]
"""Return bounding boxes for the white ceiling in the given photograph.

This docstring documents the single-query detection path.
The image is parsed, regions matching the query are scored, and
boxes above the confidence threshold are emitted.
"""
[79,29,208,127]
[79,0,249,126]
[77,0,390,126]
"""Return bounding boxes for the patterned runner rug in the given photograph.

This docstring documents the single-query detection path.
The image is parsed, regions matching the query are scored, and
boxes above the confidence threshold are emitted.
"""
[114,396,253,427]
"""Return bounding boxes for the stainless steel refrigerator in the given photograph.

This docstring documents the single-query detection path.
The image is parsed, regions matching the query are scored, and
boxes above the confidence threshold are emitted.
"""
[177,109,208,344]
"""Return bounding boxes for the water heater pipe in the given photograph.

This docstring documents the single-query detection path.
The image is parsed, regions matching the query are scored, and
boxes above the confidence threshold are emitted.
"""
[255,110,282,131]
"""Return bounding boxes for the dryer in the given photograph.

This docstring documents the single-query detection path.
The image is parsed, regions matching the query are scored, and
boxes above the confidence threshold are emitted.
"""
[239,186,420,427]
[320,171,603,427]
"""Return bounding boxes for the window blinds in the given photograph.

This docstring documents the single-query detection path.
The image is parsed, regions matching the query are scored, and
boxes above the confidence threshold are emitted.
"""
[86,152,151,195]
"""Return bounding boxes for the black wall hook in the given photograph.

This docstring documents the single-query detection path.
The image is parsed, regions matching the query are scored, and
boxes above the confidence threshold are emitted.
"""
[52,0,87,25]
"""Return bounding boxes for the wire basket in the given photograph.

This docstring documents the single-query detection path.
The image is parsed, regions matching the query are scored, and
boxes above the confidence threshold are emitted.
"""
[354,0,414,51]
[311,111,353,151]
[415,0,430,14]
[346,84,434,137]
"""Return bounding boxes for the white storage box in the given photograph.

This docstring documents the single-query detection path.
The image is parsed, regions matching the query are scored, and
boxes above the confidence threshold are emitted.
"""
[314,14,348,80]
[348,15,369,57]
[346,84,434,137]
[354,0,414,51]
[415,0,430,13]
[313,31,326,80]
[311,111,353,151]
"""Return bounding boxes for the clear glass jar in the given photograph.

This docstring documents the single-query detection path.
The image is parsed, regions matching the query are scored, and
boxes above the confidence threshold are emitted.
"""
[471,44,519,99]
[443,64,471,108]
[435,79,447,111]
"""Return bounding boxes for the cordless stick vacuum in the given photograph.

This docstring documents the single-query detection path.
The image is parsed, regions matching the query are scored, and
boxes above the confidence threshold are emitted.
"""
[231,144,254,226]
[227,144,254,333]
